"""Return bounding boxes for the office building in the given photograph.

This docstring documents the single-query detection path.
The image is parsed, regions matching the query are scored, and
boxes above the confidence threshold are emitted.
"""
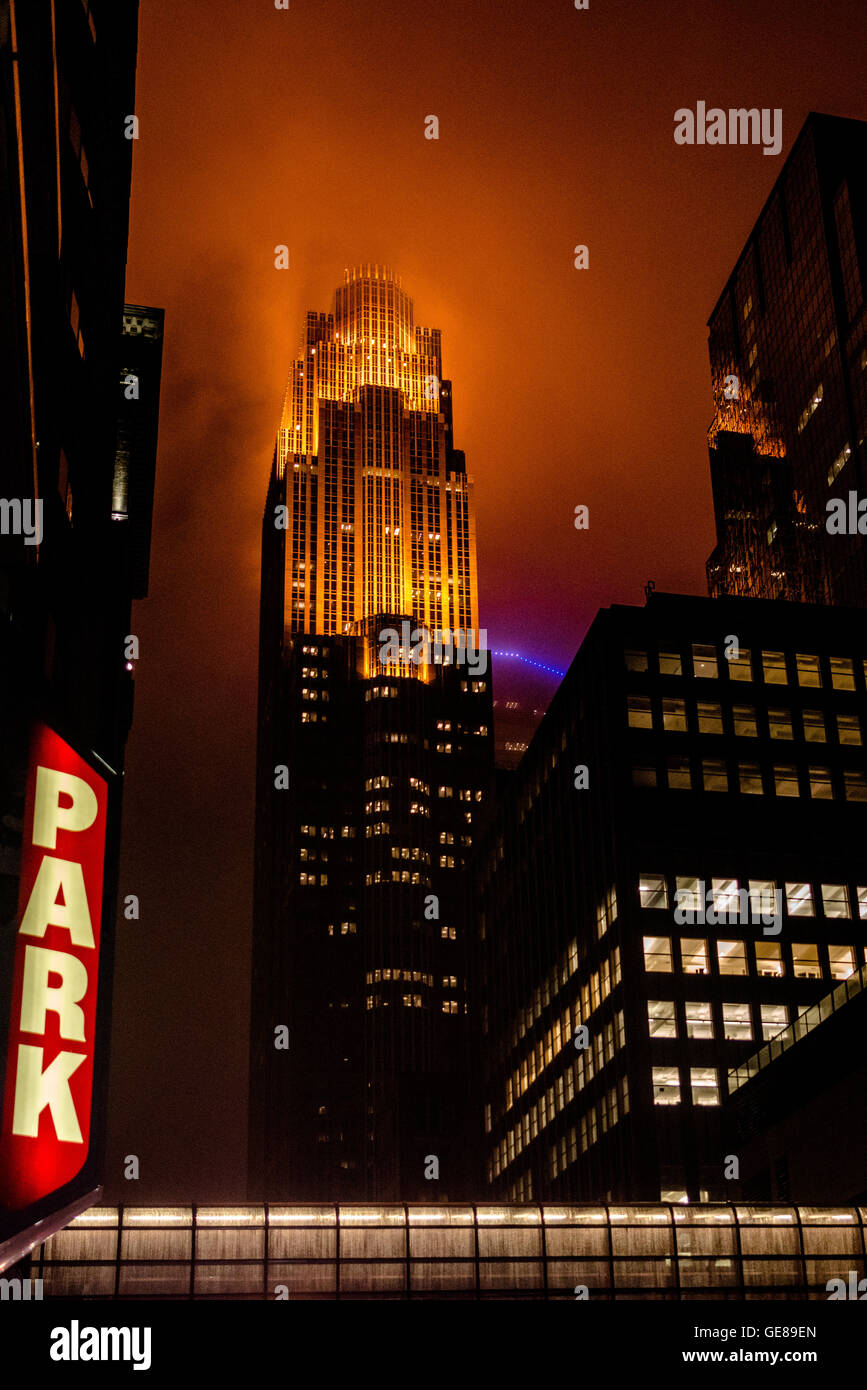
[249,266,493,1203]
[477,591,867,1204]
[706,113,867,606]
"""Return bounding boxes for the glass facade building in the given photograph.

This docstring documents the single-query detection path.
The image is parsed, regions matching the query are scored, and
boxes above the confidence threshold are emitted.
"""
[705,113,867,607]
[27,1202,867,1300]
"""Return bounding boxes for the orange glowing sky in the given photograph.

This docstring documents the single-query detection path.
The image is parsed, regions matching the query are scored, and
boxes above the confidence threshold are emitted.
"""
[105,0,867,1199]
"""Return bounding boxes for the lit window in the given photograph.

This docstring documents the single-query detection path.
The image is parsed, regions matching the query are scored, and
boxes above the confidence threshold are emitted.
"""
[733,705,758,737]
[697,701,723,734]
[658,650,682,675]
[675,876,701,912]
[760,1004,787,1039]
[702,758,728,791]
[830,657,855,691]
[844,771,867,801]
[639,874,668,910]
[643,936,672,972]
[690,1067,720,1106]
[748,880,776,918]
[739,761,763,794]
[773,765,799,797]
[802,710,826,742]
[762,651,787,684]
[627,695,653,729]
[717,940,747,975]
[755,942,784,978]
[722,1003,752,1041]
[795,654,821,687]
[785,882,814,916]
[827,444,852,486]
[792,943,820,979]
[828,945,856,981]
[821,884,850,918]
[685,1001,713,1038]
[727,647,752,681]
[633,763,657,787]
[692,644,718,679]
[808,766,833,800]
[713,878,743,917]
[680,938,709,974]
[837,713,862,746]
[625,649,648,672]
[662,698,687,731]
[647,1000,677,1038]
[767,708,793,739]
[858,888,867,921]
[666,756,691,789]
[652,1066,680,1105]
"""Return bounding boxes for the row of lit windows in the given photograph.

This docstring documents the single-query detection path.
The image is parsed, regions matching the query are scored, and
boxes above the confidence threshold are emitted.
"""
[628,696,863,744]
[364,685,398,701]
[648,998,811,1042]
[365,994,466,1013]
[634,758,867,799]
[390,846,428,862]
[638,872,867,919]
[653,1066,720,1106]
[366,969,434,986]
[549,1076,631,1179]
[437,787,484,801]
[299,873,327,886]
[626,645,864,690]
[501,939,580,1056]
[494,1046,631,1183]
[507,949,622,1107]
[642,935,859,980]
[364,869,425,885]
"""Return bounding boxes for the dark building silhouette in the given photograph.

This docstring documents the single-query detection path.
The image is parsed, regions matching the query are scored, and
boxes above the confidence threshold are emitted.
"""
[0,0,161,1265]
[726,962,867,1204]
[477,592,867,1203]
[249,267,494,1202]
[706,113,867,607]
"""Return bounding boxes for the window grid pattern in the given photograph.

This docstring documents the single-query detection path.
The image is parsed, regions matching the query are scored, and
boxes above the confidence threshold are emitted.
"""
[30,1204,867,1300]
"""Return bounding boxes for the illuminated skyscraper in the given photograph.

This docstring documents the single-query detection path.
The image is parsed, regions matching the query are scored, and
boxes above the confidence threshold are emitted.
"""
[705,113,867,607]
[249,266,493,1203]
[275,263,478,642]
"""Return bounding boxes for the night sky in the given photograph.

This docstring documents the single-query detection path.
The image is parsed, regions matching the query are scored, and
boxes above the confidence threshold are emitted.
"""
[104,0,867,1201]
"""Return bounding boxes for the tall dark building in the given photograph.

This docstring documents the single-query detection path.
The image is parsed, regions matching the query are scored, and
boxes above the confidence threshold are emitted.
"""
[706,113,867,607]
[249,266,494,1202]
[477,592,867,1204]
[0,0,161,1266]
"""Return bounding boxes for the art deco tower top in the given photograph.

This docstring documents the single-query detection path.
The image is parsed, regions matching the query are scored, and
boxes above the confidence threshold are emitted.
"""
[273,267,479,647]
